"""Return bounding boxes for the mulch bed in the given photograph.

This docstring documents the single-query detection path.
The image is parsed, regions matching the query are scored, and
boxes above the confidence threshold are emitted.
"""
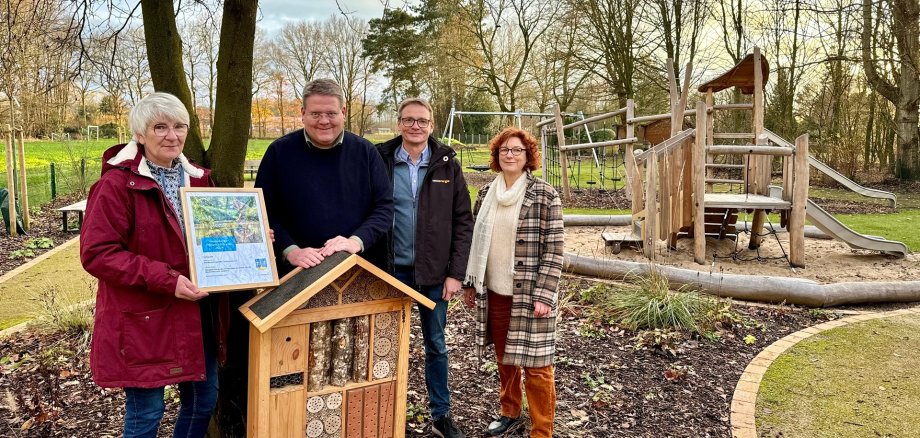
[0,193,83,277]
[0,277,833,437]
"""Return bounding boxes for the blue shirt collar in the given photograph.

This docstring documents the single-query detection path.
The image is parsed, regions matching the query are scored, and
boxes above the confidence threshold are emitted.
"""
[395,143,430,166]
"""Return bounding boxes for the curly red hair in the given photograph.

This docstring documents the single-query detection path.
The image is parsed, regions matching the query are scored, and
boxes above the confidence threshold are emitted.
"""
[488,127,541,173]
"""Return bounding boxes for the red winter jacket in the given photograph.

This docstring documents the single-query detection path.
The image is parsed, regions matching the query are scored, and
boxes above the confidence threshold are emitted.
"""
[81,142,217,388]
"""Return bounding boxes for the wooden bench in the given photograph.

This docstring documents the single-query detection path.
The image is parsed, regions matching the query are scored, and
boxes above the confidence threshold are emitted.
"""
[244,159,261,179]
[58,200,87,232]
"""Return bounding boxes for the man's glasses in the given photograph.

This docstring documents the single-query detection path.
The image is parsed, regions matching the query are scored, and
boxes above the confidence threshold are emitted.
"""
[306,112,341,120]
[152,123,189,137]
[399,118,431,128]
[499,147,525,156]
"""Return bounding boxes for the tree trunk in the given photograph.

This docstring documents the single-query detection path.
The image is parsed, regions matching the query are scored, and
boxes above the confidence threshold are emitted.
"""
[864,95,876,171]
[139,0,206,164]
[895,93,920,180]
[206,0,256,188]
[862,0,920,180]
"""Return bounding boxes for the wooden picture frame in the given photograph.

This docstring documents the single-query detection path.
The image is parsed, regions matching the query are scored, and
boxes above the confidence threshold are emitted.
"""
[180,187,279,292]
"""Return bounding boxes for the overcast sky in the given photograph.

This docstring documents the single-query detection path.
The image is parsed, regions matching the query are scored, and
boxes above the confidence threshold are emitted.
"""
[258,0,386,34]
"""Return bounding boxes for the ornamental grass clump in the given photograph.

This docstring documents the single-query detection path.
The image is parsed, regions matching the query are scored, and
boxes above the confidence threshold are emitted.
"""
[583,267,723,335]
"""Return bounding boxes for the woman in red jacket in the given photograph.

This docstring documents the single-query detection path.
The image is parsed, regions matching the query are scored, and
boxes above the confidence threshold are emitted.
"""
[80,92,218,438]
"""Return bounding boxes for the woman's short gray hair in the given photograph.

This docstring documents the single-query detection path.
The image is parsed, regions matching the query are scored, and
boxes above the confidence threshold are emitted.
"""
[128,92,190,138]
[302,79,345,107]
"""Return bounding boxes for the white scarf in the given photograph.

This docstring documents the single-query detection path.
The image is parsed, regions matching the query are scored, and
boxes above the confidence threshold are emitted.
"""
[465,172,528,293]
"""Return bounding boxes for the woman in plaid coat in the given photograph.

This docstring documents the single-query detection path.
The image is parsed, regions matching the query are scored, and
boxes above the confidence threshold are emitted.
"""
[463,127,564,438]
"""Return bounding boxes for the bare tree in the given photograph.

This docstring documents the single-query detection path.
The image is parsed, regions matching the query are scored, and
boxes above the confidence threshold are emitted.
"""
[273,20,326,105]
[0,0,78,135]
[322,15,373,132]
[456,0,560,113]
[647,0,707,89]
[577,0,645,107]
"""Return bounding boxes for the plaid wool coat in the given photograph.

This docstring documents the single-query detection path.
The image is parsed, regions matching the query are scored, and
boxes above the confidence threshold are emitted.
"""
[472,172,564,368]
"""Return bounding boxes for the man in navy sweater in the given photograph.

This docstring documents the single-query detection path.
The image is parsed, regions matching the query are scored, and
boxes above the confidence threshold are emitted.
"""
[255,79,393,274]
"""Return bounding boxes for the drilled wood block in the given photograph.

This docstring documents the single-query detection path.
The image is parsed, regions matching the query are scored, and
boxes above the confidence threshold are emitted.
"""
[271,325,306,376]
[379,381,395,438]
[345,388,364,438]
[363,385,380,437]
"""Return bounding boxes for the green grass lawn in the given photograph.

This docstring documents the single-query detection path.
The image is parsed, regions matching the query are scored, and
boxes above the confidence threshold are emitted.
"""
[0,241,93,330]
[757,314,920,437]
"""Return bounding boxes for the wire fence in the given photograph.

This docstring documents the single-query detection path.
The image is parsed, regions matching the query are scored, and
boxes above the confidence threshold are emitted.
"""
[0,159,102,209]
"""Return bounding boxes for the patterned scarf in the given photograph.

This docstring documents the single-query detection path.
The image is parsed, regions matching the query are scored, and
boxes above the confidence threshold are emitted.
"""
[146,158,185,234]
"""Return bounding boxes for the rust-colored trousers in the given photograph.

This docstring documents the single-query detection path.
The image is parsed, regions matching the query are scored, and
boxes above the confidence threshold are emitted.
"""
[488,291,556,438]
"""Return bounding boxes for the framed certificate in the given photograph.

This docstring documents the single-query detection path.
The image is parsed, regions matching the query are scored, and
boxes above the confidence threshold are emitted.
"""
[180,187,279,292]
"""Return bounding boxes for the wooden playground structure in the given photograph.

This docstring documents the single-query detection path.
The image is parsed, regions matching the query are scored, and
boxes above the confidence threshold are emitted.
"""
[540,48,810,267]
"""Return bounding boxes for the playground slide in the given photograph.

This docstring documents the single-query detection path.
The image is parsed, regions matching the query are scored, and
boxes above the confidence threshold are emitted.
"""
[805,198,908,257]
[762,129,898,207]
[766,186,908,257]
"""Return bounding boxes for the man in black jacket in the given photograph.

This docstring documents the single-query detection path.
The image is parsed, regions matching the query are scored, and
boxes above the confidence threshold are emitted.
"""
[377,98,473,438]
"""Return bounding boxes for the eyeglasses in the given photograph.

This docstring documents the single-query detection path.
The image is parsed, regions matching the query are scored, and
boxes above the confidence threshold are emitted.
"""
[152,123,189,137]
[306,111,341,120]
[399,118,431,128]
[499,147,526,156]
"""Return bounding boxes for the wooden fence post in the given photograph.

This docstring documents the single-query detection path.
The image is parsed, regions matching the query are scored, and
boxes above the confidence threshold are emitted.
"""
[694,103,707,264]
[789,134,809,268]
[644,152,658,261]
[4,129,16,237]
[16,130,28,231]
[553,105,571,199]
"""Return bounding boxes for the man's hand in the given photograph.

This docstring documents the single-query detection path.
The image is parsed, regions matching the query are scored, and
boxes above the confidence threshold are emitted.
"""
[286,247,325,268]
[442,277,462,300]
[269,229,275,242]
[320,236,360,256]
[533,301,552,318]
[463,287,476,309]
[175,275,208,301]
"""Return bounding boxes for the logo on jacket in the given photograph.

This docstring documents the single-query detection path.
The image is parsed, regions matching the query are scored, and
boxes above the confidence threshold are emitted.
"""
[432,179,450,183]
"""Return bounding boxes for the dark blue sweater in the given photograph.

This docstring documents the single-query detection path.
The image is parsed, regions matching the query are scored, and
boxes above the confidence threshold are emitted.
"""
[255,129,394,272]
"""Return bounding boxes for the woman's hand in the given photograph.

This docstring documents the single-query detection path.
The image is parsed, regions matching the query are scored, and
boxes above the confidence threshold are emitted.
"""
[175,275,208,301]
[533,301,552,318]
[463,287,476,308]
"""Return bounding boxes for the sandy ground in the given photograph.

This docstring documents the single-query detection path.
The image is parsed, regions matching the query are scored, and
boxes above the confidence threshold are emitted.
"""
[564,225,920,284]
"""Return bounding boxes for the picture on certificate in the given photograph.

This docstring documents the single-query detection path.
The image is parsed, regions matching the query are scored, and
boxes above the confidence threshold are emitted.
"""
[180,187,279,292]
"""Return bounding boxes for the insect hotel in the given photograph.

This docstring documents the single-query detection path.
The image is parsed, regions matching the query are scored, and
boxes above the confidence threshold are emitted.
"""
[240,251,435,437]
